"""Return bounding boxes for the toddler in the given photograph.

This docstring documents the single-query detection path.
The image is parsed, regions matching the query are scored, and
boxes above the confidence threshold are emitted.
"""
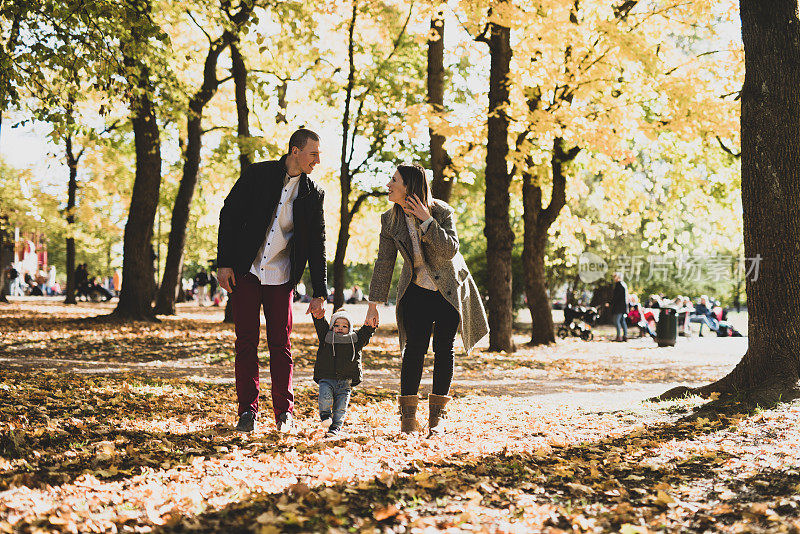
[312,309,375,437]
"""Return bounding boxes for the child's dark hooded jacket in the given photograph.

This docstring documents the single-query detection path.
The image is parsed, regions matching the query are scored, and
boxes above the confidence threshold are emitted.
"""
[312,311,375,386]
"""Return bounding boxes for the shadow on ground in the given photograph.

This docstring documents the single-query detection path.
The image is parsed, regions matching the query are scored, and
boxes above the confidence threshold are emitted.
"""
[155,406,800,533]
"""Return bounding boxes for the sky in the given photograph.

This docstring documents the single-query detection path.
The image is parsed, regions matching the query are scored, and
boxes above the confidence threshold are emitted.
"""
[0,118,65,189]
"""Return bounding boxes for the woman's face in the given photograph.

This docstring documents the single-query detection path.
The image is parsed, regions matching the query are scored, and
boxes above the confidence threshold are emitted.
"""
[387,171,407,205]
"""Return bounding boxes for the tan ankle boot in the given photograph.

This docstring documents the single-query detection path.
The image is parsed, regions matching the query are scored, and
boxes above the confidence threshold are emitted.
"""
[427,394,451,437]
[397,395,420,434]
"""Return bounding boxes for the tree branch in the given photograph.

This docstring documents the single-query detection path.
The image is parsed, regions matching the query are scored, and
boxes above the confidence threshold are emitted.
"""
[347,97,366,166]
[348,190,385,219]
[352,1,415,103]
[541,138,579,227]
[377,2,414,67]
[716,135,741,158]
[186,10,213,44]
[202,125,235,134]
[664,50,723,76]
[613,0,638,20]
[251,58,321,83]
[351,128,389,176]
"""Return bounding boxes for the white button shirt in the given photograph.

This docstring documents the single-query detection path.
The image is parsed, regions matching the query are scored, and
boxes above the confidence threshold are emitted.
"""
[249,173,302,285]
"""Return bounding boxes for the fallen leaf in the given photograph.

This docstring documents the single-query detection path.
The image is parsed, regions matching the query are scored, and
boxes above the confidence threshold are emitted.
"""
[373,504,399,522]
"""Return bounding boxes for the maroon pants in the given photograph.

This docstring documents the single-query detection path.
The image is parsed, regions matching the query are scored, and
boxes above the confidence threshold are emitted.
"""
[231,273,294,420]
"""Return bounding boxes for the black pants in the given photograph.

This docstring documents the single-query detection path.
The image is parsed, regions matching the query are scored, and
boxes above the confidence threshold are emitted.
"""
[400,283,460,396]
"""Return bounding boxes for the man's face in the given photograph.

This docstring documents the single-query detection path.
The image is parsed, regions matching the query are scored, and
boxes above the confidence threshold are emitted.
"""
[333,318,350,334]
[293,139,320,174]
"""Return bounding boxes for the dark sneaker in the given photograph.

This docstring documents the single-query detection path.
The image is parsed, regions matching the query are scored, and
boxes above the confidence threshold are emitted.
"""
[235,411,256,433]
[325,424,342,438]
[277,412,294,434]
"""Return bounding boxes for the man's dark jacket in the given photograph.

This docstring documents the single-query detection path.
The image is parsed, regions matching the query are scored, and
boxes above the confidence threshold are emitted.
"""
[610,280,628,315]
[217,156,327,298]
[693,303,714,318]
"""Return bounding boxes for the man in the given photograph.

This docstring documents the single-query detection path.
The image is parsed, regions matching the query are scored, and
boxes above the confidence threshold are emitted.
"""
[610,272,628,342]
[689,295,719,336]
[217,128,327,433]
[6,266,20,296]
[75,263,88,300]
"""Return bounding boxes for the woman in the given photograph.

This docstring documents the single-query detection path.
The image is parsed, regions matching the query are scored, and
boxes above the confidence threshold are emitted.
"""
[365,163,488,436]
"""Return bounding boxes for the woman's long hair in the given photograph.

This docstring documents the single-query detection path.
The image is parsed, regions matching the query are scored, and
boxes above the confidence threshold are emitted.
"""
[391,163,432,226]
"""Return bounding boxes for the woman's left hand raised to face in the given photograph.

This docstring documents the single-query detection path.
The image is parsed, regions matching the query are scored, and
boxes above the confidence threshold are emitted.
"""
[403,194,431,222]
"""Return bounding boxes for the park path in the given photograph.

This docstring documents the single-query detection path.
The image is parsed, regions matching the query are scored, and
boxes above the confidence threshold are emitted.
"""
[1,298,747,411]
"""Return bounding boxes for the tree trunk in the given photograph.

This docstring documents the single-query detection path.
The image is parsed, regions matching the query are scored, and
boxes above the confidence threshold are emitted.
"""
[524,224,554,345]
[332,1,359,311]
[223,39,252,324]
[522,139,579,346]
[656,0,800,404]
[153,104,202,316]
[333,211,351,310]
[428,9,452,202]
[276,80,288,124]
[155,37,229,315]
[64,134,78,305]
[112,72,161,321]
[0,102,5,302]
[522,167,554,346]
[0,221,8,303]
[230,40,251,170]
[482,15,515,352]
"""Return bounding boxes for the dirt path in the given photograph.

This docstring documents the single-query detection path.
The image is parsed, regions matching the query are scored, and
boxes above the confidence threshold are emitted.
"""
[1,299,746,410]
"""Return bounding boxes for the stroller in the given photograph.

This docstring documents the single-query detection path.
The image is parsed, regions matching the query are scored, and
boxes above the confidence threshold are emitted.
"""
[557,304,600,341]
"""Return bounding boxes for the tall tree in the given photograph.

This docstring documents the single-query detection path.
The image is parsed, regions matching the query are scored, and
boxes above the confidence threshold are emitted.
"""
[155,2,254,316]
[2,1,127,306]
[427,6,453,202]
[329,0,420,309]
[230,39,252,172]
[477,4,515,352]
[61,95,117,305]
[0,214,10,303]
[154,34,231,315]
[220,37,252,324]
[498,0,733,345]
[522,137,579,345]
[657,0,800,404]
[63,128,82,305]
[111,0,166,321]
[333,1,361,310]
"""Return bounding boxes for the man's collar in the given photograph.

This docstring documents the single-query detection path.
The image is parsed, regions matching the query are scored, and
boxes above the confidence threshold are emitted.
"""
[279,154,304,179]
[284,172,302,186]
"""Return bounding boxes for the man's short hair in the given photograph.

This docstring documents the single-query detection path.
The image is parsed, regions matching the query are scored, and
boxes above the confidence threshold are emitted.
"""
[288,128,320,154]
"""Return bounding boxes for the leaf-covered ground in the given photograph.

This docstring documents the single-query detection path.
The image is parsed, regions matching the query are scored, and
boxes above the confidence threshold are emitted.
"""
[2,300,797,533]
[0,301,744,391]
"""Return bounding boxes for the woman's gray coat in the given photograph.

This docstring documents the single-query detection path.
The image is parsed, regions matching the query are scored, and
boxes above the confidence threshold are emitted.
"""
[368,199,489,354]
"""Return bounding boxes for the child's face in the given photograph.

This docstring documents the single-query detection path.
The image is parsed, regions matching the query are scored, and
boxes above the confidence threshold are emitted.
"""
[333,318,350,334]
